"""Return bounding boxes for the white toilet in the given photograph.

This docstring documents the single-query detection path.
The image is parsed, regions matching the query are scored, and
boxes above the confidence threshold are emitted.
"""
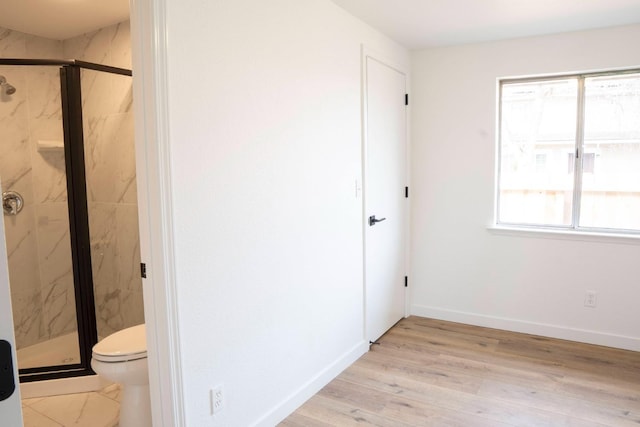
[91,324,151,427]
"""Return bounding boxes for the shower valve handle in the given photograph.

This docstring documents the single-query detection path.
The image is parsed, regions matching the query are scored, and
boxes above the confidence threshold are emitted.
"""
[2,191,23,216]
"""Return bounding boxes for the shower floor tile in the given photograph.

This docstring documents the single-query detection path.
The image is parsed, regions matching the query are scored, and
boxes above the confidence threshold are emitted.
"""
[17,332,81,370]
[22,385,121,427]
[22,406,63,427]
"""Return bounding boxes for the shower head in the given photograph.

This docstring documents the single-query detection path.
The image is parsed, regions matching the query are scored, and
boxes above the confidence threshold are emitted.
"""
[0,75,16,95]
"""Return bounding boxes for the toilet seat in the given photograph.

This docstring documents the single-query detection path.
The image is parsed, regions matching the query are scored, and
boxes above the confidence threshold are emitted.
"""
[92,324,147,363]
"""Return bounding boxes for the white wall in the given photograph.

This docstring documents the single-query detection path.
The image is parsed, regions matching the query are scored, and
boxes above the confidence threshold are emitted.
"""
[410,24,640,351]
[161,0,408,425]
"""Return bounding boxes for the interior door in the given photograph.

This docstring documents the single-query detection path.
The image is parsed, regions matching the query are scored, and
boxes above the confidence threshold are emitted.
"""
[0,179,24,425]
[364,55,407,343]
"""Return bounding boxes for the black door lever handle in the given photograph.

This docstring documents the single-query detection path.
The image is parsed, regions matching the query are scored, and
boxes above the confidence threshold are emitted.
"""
[369,215,387,226]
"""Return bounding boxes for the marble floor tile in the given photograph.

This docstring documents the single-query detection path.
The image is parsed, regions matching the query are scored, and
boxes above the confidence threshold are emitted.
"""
[22,406,63,427]
[28,391,119,427]
[98,383,122,402]
[21,396,45,407]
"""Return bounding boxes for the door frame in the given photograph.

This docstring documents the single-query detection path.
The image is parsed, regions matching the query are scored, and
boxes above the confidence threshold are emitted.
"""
[0,179,23,427]
[360,45,411,341]
[130,0,185,425]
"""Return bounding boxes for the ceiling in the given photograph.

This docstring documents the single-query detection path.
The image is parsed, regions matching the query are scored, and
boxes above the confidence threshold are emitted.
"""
[0,0,129,41]
[331,0,640,49]
[1,0,639,45]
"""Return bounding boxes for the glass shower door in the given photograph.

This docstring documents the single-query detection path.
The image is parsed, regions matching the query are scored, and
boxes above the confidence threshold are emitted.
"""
[0,64,81,374]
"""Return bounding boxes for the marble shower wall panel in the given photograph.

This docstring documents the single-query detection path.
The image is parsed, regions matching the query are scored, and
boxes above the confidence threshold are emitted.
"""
[83,99,140,338]
[27,63,76,342]
[0,26,68,349]
[0,66,32,203]
[65,22,132,121]
[36,203,76,338]
[26,66,66,205]
[0,28,27,57]
[65,21,142,339]
[4,205,43,348]
[84,112,136,204]
[88,202,121,337]
[63,22,132,70]
[116,203,143,328]
[0,47,41,350]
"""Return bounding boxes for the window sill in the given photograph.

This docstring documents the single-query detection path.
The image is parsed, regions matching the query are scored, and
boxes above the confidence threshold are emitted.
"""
[487,225,640,246]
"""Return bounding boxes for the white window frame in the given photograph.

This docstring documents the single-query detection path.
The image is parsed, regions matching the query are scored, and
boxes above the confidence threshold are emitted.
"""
[496,68,640,236]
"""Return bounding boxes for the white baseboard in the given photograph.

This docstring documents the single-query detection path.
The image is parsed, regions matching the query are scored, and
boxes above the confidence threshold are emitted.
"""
[251,340,369,427]
[411,304,640,352]
[20,375,109,399]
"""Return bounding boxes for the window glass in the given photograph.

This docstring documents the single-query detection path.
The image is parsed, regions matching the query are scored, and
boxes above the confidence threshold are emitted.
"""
[499,79,577,226]
[580,74,640,230]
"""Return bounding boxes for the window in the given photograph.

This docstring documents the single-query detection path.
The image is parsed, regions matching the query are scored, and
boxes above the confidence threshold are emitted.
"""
[535,153,547,172]
[497,70,640,232]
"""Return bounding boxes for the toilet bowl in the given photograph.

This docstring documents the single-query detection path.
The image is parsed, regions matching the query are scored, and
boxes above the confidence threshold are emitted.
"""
[91,324,151,427]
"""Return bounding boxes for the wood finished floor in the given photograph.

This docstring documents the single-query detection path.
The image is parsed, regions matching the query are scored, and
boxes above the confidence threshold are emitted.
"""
[279,316,640,426]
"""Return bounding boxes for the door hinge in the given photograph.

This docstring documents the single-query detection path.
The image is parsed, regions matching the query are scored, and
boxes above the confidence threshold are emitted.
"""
[405,94,409,106]
[404,276,408,287]
[140,263,147,279]
[405,186,409,198]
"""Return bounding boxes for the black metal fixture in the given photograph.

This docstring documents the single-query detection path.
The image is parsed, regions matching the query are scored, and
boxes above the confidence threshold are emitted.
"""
[369,215,386,226]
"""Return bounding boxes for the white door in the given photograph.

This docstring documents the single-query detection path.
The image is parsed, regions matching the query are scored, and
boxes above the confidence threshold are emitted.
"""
[0,184,24,425]
[364,55,407,343]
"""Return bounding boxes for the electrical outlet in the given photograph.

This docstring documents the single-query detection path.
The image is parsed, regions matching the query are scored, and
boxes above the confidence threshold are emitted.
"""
[584,290,597,308]
[210,385,224,415]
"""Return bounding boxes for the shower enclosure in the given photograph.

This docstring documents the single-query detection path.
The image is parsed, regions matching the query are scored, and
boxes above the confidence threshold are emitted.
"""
[0,58,143,382]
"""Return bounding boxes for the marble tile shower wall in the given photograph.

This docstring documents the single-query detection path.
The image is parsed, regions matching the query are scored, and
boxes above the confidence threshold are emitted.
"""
[64,22,144,339]
[0,27,74,350]
[0,21,142,350]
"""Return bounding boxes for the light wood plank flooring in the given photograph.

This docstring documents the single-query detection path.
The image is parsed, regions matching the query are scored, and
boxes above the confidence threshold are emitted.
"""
[280,316,640,426]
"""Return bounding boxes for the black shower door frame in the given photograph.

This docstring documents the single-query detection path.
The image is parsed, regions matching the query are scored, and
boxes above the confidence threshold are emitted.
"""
[0,59,132,383]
